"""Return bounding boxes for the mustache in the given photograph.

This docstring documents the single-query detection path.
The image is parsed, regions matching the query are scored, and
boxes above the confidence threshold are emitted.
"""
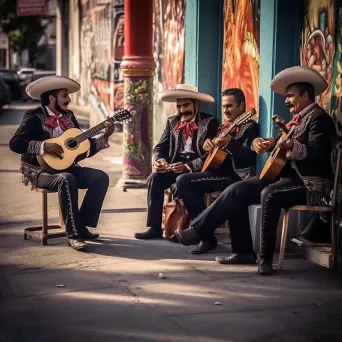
[179,111,193,117]
[286,104,294,108]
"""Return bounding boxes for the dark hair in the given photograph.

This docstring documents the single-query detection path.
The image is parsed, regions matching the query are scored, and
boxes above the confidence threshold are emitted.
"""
[221,88,246,110]
[287,82,315,101]
[40,89,59,105]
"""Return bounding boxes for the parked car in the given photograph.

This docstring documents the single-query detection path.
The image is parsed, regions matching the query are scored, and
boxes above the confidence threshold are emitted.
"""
[17,68,36,81]
[0,74,11,112]
[24,70,56,101]
[0,68,22,101]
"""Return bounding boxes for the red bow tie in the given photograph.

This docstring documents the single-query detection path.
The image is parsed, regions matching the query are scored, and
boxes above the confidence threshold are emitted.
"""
[218,122,238,134]
[286,114,301,129]
[174,121,198,140]
[44,116,71,131]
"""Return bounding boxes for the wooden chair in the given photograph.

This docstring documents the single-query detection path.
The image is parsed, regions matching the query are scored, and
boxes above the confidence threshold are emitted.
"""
[278,147,342,270]
[24,189,66,245]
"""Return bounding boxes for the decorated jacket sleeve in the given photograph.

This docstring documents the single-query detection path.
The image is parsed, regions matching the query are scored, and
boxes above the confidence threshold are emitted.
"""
[9,110,45,155]
[222,122,259,166]
[152,119,171,163]
[286,114,335,165]
[185,117,220,172]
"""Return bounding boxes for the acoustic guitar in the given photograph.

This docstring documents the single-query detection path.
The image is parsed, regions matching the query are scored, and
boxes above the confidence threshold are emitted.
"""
[37,109,132,173]
[259,115,296,184]
[201,108,256,172]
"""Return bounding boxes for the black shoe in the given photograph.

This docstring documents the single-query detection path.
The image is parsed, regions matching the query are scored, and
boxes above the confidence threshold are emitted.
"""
[257,259,274,276]
[192,239,217,254]
[167,234,179,243]
[80,228,99,240]
[68,238,87,251]
[135,228,163,240]
[175,227,201,246]
[215,253,257,264]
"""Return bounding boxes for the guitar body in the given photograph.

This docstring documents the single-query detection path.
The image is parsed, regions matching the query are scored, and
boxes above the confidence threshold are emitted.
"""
[37,128,91,173]
[259,146,287,184]
[201,146,228,172]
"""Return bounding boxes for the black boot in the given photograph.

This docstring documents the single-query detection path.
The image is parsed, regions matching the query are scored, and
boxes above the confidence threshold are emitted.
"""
[175,227,201,246]
[135,228,163,240]
[257,259,274,276]
[192,238,217,254]
[80,228,99,240]
[215,253,257,264]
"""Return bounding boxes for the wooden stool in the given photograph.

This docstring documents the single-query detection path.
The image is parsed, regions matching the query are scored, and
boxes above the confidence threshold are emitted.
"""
[24,189,66,245]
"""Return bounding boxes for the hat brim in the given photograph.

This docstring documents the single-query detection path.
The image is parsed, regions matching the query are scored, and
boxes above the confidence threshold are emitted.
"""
[270,66,328,96]
[160,89,215,103]
[26,75,81,100]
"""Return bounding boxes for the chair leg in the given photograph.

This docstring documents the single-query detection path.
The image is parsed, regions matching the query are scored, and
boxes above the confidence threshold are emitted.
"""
[278,210,289,270]
[42,193,48,245]
[331,212,336,269]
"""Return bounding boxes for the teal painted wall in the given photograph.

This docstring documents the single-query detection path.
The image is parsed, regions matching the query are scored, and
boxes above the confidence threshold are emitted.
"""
[257,0,302,171]
[185,0,223,121]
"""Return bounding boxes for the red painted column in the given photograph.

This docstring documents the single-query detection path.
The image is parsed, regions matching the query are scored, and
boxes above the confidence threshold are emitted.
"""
[120,0,155,189]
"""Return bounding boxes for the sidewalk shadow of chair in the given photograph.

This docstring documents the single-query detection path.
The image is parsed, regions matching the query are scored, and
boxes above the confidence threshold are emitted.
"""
[278,146,342,270]
[24,188,66,245]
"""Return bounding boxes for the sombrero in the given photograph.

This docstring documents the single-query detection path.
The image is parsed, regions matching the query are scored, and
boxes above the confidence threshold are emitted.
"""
[270,66,328,96]
[26,75,81,100]
[160,84,215,103]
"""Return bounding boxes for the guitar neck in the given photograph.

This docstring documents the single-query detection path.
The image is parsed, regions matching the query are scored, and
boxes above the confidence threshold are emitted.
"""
[74,119,111,143]
[220,123,236,138]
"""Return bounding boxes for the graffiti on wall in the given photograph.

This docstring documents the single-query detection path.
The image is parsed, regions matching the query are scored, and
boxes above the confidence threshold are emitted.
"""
[124,77,153,177]
[80,0,124,119]
[222,0,260,118]
[153,0,185,144]
[301,0,335,111]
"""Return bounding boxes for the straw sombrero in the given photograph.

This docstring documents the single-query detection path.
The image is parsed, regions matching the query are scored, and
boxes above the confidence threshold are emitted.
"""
[26,75,81,100]
[270,66,328,96]
[160,84,215,103]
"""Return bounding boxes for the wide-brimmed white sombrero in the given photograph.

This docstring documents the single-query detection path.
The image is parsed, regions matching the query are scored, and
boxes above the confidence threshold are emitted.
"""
[160,84,215,103]
[270,66,328,96]
[26,75,81,100]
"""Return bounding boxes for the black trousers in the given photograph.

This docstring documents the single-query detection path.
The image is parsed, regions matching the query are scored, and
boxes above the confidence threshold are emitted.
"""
[191,176,306,260]
[146,170,238,230]
[37,165,109,238]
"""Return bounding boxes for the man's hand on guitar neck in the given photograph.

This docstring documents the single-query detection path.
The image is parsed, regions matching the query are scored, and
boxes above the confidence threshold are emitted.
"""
[279,136,294,150]
[252,137,275,154]
[44,142,64,158]
[103,117,115,143]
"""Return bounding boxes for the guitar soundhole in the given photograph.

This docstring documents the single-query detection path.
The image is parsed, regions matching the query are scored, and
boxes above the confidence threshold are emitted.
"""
[66,139,78,149]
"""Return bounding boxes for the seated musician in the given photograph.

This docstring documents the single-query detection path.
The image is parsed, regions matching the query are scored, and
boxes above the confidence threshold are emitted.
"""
[9,76,114,251]
[134,84,219,240]
[175,66,336,275]
[175,88,259,254]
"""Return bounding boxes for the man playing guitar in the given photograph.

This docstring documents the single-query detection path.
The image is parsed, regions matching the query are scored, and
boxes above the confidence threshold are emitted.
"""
[175,88,259,254]
[175,66,336,275]
[9,76,114,251]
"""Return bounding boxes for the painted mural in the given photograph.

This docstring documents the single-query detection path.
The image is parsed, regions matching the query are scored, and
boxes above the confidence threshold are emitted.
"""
[328,3,342,265]
[152,0,185,144]
[222,0,260,118]
[80,0,124,120]
[301,0,335,111]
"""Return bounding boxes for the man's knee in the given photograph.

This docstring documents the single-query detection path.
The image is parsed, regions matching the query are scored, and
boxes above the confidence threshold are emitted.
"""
[175,173,191,190]
[95,170,109,187]
[59,172,77,189]
[148,172,166,186]
[261,185,274,204]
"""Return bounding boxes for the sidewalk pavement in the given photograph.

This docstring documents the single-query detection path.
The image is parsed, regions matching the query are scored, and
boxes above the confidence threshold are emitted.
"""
[1,124,342,342]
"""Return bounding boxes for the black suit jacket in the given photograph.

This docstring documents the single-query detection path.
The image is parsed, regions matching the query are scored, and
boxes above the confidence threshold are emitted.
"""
[9,106,107,187]
[152,112,219,172]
